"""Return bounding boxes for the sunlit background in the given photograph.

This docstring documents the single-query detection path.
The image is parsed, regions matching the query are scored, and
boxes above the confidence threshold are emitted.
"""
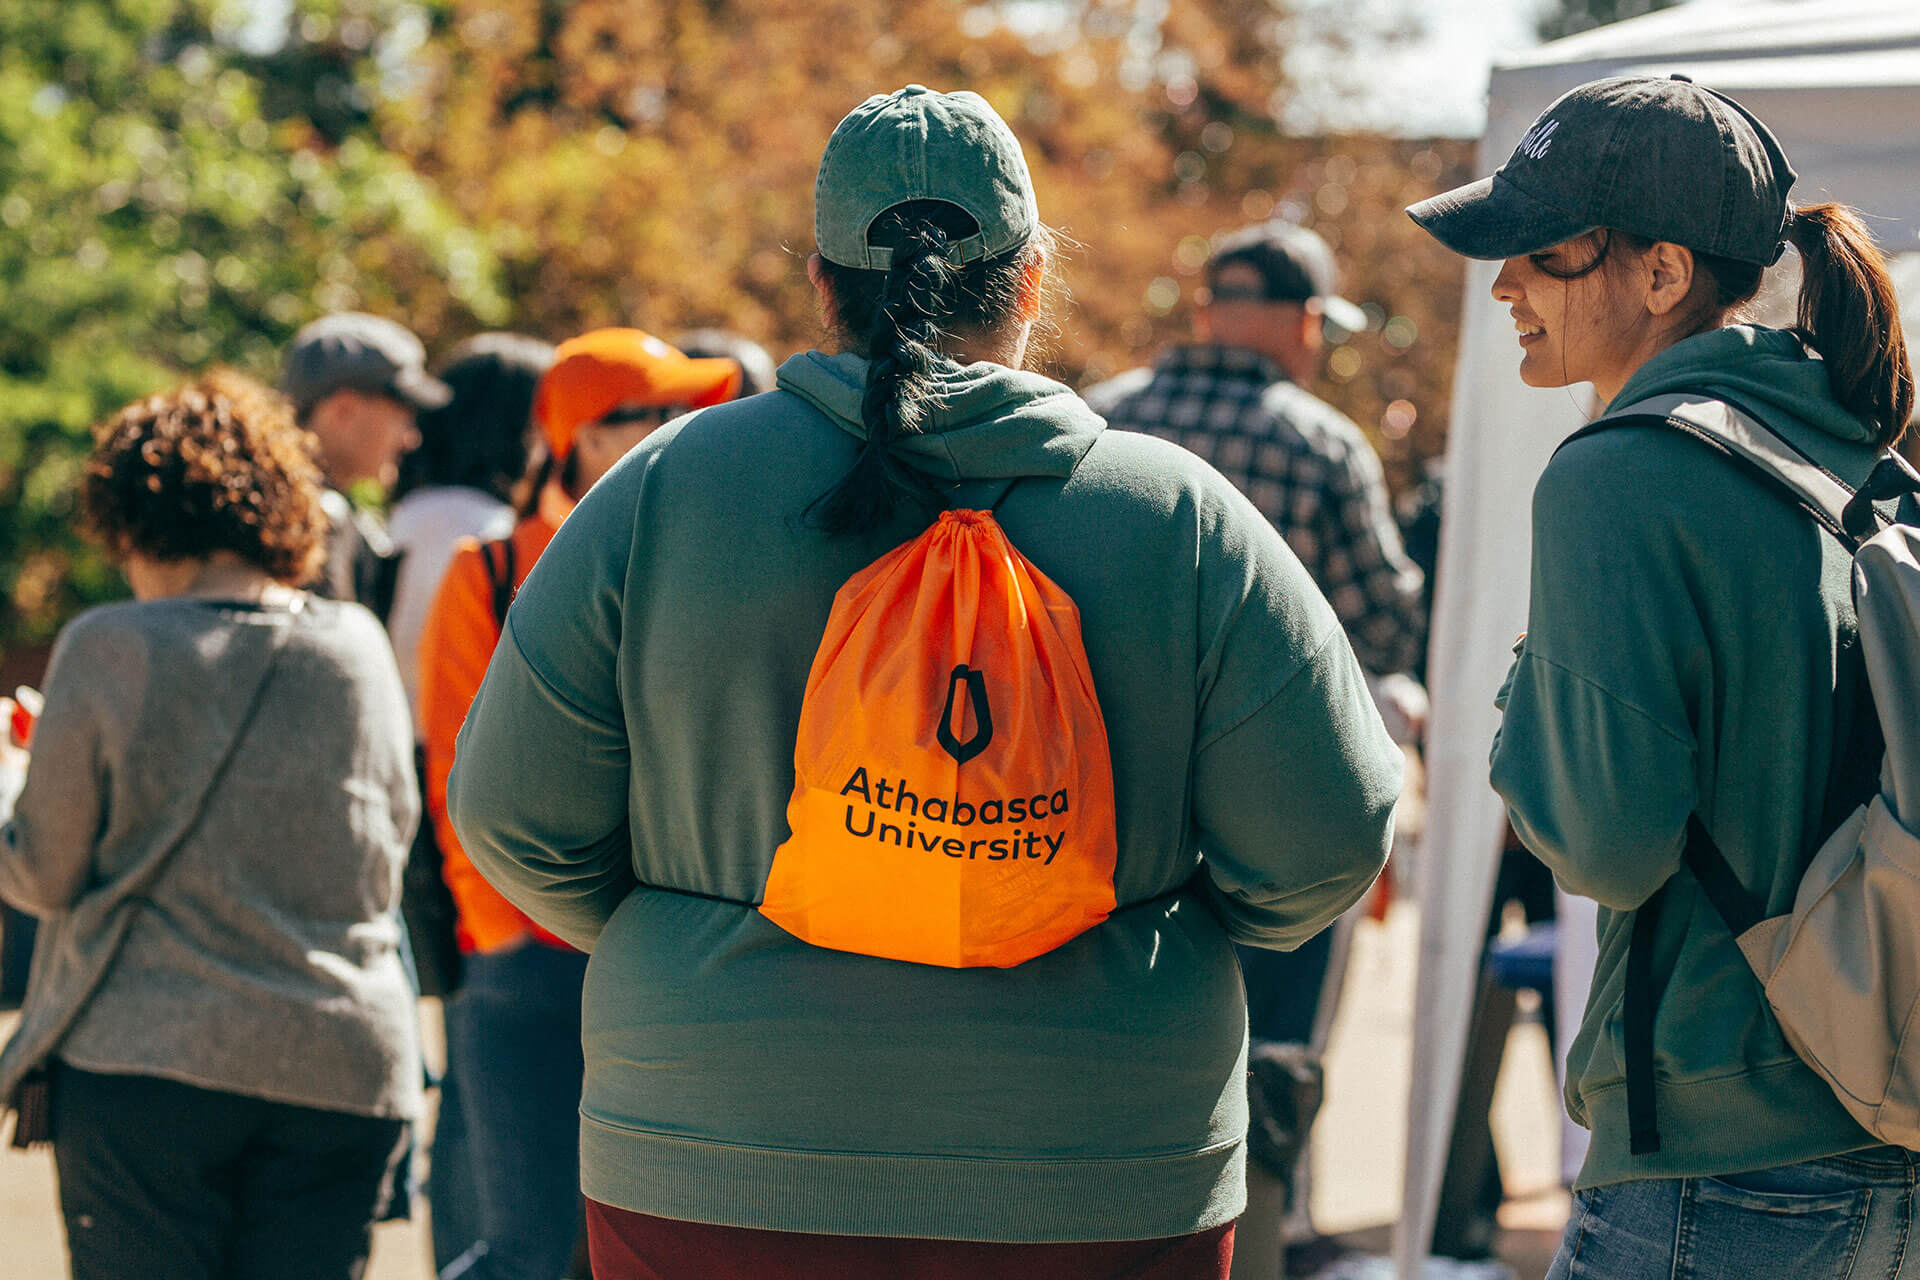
[0,0,1668,657]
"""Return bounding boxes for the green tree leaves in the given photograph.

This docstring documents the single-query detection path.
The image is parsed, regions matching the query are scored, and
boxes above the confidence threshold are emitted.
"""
[0,0,500,649]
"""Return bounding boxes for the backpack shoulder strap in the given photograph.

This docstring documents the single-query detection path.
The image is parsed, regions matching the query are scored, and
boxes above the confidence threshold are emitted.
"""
[478,537,517,633]
[1562,393,1872,548]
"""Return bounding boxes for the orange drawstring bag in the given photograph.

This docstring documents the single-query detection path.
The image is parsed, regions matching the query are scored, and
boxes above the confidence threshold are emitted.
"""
[761,508,1118,968]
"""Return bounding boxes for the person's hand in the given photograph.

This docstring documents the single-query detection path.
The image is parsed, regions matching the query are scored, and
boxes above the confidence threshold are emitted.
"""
[1367,672,1429,746]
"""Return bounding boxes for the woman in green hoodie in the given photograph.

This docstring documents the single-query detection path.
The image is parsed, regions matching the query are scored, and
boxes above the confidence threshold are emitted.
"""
[1409,76,1915,1277]
[447,86,1402,1279]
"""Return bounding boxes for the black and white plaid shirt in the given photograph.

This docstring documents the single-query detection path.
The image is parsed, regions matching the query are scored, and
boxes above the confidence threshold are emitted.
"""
[1086,344,1426,676]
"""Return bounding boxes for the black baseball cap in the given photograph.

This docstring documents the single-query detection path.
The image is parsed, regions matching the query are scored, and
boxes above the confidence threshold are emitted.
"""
[1206,221,1368,333]
[1407,75,1797,266]
[279,312,453,415]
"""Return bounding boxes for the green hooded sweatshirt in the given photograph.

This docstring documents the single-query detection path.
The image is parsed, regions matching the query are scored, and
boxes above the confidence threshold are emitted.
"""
[447,352,1402,1242]
[1491,325,1887,1189]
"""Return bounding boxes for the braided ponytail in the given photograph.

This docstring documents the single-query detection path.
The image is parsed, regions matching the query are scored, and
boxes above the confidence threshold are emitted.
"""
[812,216,955,534]
[812,200,1045,536]
[1784,203,1914,447]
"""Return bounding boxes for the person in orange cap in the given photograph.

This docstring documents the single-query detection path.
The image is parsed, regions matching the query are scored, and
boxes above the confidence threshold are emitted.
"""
[415,329,738,1280]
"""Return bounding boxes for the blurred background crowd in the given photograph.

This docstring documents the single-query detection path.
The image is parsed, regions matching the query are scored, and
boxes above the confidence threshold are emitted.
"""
[0,0,1659,673]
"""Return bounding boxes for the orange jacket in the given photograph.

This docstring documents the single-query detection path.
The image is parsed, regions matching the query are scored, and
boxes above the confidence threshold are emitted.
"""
[417,482,573,953]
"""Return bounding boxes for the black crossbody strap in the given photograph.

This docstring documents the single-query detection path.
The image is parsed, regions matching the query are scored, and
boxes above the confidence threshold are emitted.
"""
[1624,884,1667,1155]
[480,537,517,633]
[1623,820,1771,1158]
[1681,815,1766,935]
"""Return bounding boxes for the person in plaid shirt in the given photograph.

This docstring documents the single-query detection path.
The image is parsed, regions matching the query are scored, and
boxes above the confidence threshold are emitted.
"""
[1086,221,1425,1280]
[1085,221,1426,681]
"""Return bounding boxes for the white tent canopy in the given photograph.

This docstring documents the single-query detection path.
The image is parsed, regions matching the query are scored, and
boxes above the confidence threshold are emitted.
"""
[1396,4,1920,1274]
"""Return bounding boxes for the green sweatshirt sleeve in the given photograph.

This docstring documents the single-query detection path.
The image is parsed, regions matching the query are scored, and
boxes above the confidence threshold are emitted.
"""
[1194,627,1401,948]
[1187,481,1402,948]
[1490,432,1702,912]
[447,469,640,952]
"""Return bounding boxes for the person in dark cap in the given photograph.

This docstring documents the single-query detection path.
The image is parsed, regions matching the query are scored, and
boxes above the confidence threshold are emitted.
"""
[1086,223,1426,1277]
[1086,222,1424,681]
[1410,75,1915,1276]
[280,312,453,618]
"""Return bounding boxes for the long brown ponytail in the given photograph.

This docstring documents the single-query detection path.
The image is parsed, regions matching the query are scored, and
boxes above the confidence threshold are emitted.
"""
[1784,203,1914,447]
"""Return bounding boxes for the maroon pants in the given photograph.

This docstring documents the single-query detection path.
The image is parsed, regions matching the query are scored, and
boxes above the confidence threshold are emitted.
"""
[585,1200,1234,1280]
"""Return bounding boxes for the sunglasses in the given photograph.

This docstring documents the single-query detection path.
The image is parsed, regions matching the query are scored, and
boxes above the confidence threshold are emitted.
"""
[592,404,686,428]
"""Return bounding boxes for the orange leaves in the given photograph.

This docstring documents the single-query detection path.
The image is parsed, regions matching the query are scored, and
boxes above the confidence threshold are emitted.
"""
[385,0,1470,492]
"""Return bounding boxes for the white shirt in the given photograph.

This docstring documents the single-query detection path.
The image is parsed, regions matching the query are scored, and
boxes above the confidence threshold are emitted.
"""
[386,486,515,726]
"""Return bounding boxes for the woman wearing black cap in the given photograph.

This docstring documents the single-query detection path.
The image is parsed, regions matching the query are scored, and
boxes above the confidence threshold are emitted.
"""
[1411,76,1916,1274]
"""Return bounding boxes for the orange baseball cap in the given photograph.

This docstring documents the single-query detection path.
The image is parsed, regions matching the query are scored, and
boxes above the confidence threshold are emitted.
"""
[533,328,742,459]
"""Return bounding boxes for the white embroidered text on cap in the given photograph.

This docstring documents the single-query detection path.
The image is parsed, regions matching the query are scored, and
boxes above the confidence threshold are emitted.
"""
[1519,119,1560,161]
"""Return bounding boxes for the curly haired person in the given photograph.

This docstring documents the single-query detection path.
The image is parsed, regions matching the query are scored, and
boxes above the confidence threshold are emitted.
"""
[0,371,422,1280]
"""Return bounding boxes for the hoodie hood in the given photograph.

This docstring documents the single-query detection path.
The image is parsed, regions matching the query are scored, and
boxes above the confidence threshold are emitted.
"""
[1607,324,1878,446]
[775,351,1104,481]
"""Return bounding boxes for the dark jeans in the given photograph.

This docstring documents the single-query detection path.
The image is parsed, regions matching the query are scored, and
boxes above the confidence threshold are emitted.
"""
[50,1061,408,1280]
[1,902,36,1008]
[1236,930,1335,1046]
[448,943,591,1280]
[429,1046,483,1274]
[1233,928,1337,1277]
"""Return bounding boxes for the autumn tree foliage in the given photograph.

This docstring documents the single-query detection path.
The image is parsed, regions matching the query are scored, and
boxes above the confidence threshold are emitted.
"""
[388,0,1469,482]
[0,0,504,648]
[4,0,1474,652]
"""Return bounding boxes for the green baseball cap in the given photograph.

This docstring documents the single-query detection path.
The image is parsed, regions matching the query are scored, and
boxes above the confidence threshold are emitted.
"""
[814,85,1039,271]
[1408,75,1797,266]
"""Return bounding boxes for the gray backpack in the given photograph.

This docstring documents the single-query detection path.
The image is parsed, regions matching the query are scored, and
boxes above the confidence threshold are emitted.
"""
[1565,393,1920,1154]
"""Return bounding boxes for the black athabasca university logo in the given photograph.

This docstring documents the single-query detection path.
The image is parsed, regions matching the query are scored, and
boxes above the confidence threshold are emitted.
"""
[937,664,993,764]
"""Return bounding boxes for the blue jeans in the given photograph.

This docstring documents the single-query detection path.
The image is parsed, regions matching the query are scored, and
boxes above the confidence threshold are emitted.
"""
[1548,1148,1920,1279]
[446,944,590,1280]
[428,1047,481,1274]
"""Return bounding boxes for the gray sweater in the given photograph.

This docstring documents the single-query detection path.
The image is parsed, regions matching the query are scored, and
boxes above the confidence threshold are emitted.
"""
[0,596,422,1120]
